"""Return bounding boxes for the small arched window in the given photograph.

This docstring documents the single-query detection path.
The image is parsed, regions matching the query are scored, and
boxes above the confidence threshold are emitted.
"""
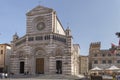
[94,54,97,57]
[1,50,3,54]
[102,54,106,57]
[108,54,111,56]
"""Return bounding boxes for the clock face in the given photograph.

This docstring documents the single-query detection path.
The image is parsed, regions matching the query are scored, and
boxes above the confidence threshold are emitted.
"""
[36,22,45,31]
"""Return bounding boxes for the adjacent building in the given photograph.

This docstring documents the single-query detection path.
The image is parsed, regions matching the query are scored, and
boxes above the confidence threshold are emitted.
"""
[0,44,11,73]
[10,5,80,76]
[89,42,120,70]
[79,56,88,75]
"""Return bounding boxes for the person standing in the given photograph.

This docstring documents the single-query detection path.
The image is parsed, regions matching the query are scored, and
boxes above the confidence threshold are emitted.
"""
[116,73,120,80]
[112,73,116,80]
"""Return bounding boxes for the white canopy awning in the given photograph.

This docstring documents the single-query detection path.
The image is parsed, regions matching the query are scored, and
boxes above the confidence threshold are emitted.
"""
[91,66,102,71]
[106,65,120,70]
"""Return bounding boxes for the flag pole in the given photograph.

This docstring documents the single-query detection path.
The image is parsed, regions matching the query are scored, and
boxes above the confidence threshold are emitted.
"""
[116,32,120,46]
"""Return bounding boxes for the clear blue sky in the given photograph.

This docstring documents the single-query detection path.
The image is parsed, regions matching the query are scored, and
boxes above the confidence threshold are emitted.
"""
[0,0,120,55]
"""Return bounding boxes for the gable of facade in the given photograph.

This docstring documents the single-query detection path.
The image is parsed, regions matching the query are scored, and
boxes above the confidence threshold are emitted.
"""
[26,5,65,35]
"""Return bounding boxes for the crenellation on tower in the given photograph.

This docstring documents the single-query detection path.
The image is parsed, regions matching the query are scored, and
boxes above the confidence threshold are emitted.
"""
[90,42,101,49]
[89,42,101,53]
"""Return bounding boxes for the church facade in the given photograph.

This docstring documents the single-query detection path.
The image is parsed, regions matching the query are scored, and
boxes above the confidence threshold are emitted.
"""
[10,5,80,75]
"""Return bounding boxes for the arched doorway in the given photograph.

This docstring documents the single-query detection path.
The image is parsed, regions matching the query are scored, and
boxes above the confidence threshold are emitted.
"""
[56,60,62,74]
[35,49,46,74]
[55,48,63,74]
[36,58,44,74]
[20,61,24,74]
[18,51,25,74]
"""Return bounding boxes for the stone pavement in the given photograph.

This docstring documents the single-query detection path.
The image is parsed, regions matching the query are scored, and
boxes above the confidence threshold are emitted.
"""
[0,79,70,80]
[0,78,113,80]
[0,78,85,80]
[0,74,85,80]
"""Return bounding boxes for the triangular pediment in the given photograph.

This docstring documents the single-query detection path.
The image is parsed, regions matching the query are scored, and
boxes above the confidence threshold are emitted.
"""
[26,5,53,16]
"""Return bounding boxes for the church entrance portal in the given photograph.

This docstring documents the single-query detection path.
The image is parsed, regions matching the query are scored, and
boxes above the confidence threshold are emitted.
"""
[20,62,24,74]
[36,58,44,74]
[56,60,62,74]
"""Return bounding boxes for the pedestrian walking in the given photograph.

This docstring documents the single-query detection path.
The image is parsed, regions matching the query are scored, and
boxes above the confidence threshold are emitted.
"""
[0,73,2,79]
[2,73,5,79]
[5,73,8,78]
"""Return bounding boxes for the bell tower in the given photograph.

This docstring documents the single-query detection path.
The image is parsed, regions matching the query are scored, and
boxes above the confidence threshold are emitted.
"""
[89,42,101,53]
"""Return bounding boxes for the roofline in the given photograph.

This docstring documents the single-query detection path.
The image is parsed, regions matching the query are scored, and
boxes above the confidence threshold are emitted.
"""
[26,5,54,15]
[56,16,66,33]
[0,43,11,46]
[73,44,80,49]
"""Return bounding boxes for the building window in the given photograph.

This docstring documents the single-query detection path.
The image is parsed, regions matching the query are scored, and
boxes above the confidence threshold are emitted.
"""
[44,35,50,40]
[108,54,111,56]
[94,60,98,64]
[28,37,34,41]
[94,54,97,57]
[102,60,106,64]
[117,60,120,63]
[116,53,120,56]
[52,35,66,43]
[102,54,106,57]
[36,36,43,40]
[108,60,112,64]
[1,50,3,54]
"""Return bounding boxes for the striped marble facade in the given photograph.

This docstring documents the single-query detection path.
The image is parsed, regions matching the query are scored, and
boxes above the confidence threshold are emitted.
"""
[10,5,80,76]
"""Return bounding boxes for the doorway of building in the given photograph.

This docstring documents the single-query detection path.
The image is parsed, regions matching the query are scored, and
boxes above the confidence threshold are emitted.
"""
[0,68,3,73]
[20,61,24,74]
[56,60,62,74]
[36,58,44,74]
